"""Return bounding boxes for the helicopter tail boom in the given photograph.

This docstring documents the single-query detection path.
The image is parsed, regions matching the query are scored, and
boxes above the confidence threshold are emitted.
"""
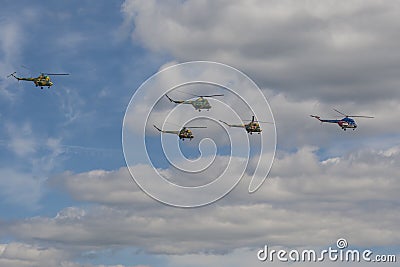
[310,115,321,121]
[7,72,35,81]
[165,94,184,104]
[310,115,341,123]
[153,125,180,135]
[219,120,244,128]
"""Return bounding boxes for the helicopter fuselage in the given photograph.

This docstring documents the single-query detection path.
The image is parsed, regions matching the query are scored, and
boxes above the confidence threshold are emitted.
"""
[314,117,357,131]
[185,97,211,111]
[337,117,357,130]
[178,128,194,140]
[245,122,262,134]
[34,77,53,87]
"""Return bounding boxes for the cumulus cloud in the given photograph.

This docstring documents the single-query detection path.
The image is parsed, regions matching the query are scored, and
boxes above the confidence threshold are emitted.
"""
[0,169,43,209]
[122,0,400,104]
[0,7,40,99]
[0,242,151,267]
[1,1,399,266]
[0,242,69,267]
[7,145,400,255]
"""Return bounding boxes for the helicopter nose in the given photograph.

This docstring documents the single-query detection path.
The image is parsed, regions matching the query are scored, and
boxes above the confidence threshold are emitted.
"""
[49,82,53,86]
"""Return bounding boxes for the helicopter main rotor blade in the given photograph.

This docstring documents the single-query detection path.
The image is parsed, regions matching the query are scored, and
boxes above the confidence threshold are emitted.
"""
[333,109,348,117]
[174,90,223,98]
[347,115,374,118]
[334,108,374,118]
[198,94,224,97]
[243,120,273,124]
[186,126,207,128]
[174,90,198,97]
[44,73,70,75]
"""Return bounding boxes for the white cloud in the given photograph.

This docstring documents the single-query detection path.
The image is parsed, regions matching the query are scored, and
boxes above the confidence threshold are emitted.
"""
[5,122,37,157]
[121,0,400,103]
[0,242,68,267]
[0,7,40,99]
[0,242,150,267]
[0,169,43,209]
[7,145,400,255]
[56,86,86,126]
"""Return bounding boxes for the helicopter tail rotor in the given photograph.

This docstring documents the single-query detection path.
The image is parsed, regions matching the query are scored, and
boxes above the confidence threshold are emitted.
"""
[153,125,162,132]
[310,115,322,121]
[7,71,17,78]
[165,94,184,104]
[7,72,20,81]
[165,94,174,102]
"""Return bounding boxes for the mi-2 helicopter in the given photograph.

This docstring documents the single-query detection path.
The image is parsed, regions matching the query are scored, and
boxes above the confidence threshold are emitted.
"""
[310,109,374,131]
[7,72,69,89]
[153,125,207,140]
[165,92,224,111]
[219,116,273,134]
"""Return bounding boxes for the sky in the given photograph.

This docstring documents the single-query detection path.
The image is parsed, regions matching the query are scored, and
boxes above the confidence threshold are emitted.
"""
[0,0,399,266]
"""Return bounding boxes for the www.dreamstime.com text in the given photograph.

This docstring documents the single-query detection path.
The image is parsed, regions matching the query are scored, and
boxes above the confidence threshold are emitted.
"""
[257,238,396,263]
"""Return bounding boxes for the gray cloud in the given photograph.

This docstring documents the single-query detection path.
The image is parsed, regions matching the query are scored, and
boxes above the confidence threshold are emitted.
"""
[7,145,400,255]
[0,242,150,267]
[122,0,400,103]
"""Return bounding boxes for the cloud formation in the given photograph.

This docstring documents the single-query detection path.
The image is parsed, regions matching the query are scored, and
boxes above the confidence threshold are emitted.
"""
[122,0,400,103]
[7,145,399,256]
[0,242,151,267]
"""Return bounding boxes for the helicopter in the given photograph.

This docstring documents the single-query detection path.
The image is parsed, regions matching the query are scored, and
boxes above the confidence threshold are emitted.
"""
[219,116,273,135]
[310,109,374,131]
[153,125,207,140]
[7,72,69,89]
[165,92,224,111]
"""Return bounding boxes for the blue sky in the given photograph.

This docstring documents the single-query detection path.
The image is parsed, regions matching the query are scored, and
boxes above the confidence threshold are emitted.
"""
[1,1,399,266]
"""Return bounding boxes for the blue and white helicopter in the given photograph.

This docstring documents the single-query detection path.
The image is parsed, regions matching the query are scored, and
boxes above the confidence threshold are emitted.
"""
[310,109,374,131]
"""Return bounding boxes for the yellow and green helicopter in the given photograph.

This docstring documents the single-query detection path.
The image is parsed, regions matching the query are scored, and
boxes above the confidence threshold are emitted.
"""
[153,125,207,140]
[219,116,273,135]
[7,72,69,89]
[165,92,224,111]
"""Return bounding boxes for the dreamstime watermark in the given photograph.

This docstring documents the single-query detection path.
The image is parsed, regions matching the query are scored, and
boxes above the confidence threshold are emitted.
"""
[122,61,276,207]
[257,238,397,263]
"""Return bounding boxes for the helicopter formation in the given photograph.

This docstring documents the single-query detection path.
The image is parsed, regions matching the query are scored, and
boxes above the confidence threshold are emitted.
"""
[153,89,276,140]
[156,90,374,140]
[6,69,374,137]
